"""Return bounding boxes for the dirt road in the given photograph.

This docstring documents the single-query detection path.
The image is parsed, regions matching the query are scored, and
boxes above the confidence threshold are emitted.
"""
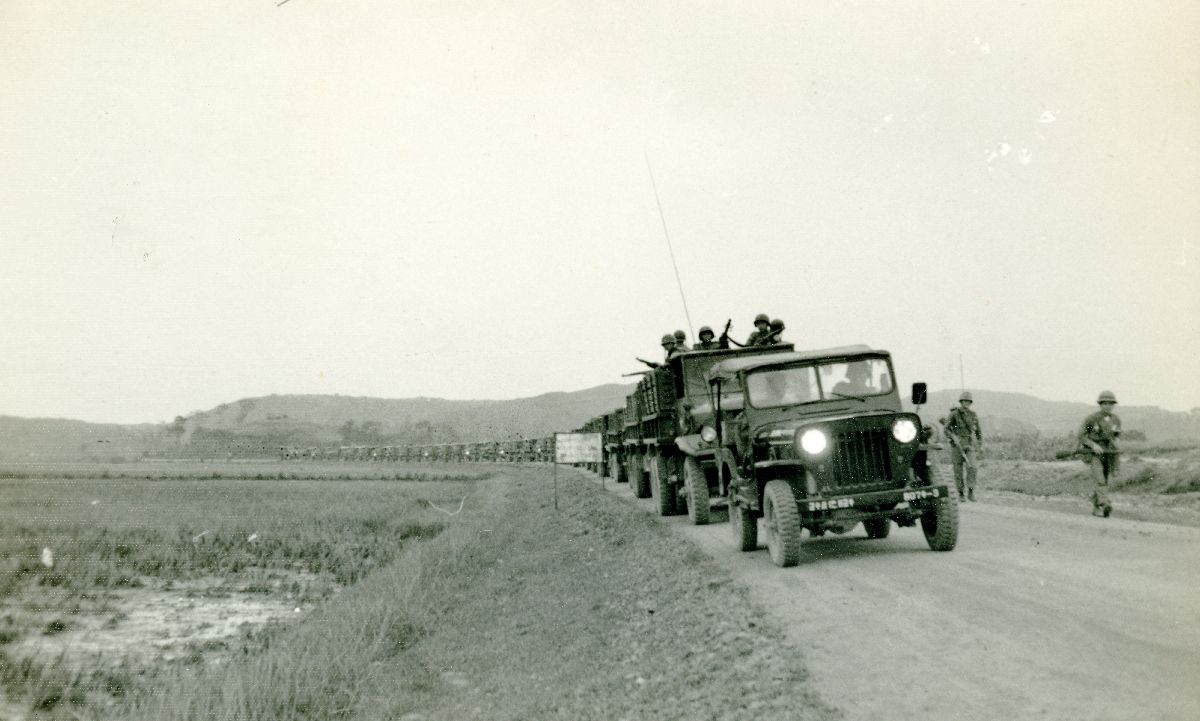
[598,477,1200,721]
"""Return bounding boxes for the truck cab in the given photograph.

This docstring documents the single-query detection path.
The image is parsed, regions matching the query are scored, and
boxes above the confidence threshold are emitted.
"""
[707,345,957,566]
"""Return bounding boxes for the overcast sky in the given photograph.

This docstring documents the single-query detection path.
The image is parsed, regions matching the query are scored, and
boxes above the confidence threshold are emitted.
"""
[2,1,1198,424]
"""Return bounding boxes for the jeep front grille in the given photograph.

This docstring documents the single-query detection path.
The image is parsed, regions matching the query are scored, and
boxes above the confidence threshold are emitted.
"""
[826,428,892,492]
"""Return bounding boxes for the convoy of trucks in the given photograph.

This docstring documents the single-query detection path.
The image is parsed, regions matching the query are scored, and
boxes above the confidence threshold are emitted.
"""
[284,342,957,567]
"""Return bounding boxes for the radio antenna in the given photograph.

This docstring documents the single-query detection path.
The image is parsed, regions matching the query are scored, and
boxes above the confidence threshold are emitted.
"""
[645,153,694,340]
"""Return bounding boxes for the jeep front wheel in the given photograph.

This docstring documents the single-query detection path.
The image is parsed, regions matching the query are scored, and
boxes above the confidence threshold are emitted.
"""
[684,457,710,525]
[921,495,959,551]
[763,480,802,567]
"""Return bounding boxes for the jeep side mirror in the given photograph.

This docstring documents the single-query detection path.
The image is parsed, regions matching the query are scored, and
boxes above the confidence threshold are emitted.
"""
[911,382,927,406]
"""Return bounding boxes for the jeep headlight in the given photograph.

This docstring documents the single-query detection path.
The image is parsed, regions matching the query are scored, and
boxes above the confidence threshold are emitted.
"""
[700,426,718,443]
[798,429,828,455]
[892,418,918,443]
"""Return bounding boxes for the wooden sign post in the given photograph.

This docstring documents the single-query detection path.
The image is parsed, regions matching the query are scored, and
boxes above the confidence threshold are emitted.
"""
[553,432,603,510]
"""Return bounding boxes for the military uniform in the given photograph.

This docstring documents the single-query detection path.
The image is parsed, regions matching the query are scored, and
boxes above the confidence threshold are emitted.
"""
[944,397,982,500]
[1079,392,1121,517]
[746,314,772,346]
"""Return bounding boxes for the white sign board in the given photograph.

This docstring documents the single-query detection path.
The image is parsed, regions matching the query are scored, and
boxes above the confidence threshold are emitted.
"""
[554,433,603,464]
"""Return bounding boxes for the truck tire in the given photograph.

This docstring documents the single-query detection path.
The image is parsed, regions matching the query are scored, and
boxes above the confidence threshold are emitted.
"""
[629,454,650,499]
[731,501,758,552]
[863,518,891,539]
[684,457,710,525]
[763,480,802,567]
[921,495,959,551]
[649,454,676,516]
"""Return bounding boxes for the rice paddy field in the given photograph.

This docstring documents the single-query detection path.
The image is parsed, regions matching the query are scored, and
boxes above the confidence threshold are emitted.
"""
[0,460,493,719]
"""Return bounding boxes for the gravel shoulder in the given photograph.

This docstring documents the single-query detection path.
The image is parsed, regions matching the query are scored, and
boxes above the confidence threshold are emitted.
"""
[367,466,838,721]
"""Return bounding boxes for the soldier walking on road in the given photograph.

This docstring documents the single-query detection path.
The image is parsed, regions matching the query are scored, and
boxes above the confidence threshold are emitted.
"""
[694,326,721,350]
[944,391,982,501]
[1079,391,1121,517]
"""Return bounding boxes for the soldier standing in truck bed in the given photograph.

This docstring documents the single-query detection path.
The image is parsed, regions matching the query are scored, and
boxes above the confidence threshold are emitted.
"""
[673,330,691,352]
[694,326,721,350]
[1078,391,1121,517]
[765,318,786,345]
[661,334,678,361]
[944,391,982,501]
[746,313,771,346]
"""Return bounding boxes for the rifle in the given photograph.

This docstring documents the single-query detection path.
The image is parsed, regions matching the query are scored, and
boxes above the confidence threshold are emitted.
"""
[718,319,741,349]
[944,432,978,469]
[635,357,661,370]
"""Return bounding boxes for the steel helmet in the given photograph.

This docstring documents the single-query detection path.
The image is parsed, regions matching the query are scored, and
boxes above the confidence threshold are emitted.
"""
[754,313,769,324]
[959,391,973,402]
[674,330,687,341]
[698,325,714,338]
[661,334,675,345]
[1097,390,1117,404]
[769,318,784,330]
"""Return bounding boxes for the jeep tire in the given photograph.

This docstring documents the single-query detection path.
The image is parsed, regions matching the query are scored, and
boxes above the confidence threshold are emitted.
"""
[921,495,959,551]
[763,480,802,567]
[684,457,710,525]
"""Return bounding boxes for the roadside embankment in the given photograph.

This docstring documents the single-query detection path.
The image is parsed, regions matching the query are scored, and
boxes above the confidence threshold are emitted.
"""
[366,465,837,721]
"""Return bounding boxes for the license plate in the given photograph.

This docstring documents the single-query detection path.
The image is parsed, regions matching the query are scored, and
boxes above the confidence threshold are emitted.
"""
[807,497,855,511]
[903,488,942,501]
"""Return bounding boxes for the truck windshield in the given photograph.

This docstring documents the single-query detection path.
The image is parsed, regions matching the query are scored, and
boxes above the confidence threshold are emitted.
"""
[746,358,893,408]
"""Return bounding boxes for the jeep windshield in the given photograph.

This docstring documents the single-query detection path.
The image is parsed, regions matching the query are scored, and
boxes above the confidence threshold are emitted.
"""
[745,357,894,409]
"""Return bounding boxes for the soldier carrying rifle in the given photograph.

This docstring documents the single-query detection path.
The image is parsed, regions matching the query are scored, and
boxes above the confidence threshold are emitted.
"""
[943,392,982,501]
[1078,390,1121,517]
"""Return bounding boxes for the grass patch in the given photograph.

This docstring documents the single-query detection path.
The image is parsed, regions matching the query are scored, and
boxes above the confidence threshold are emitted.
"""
[0,473,478,717]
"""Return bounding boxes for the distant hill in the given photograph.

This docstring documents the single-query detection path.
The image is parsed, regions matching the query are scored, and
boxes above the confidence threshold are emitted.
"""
[5,384,1198,462]
[906,389,1200,440]
[0,384,635,461]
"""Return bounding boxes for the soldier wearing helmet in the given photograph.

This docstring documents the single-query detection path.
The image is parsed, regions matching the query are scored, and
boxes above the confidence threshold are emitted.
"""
[764,318,786,345]
[694,326,721,350]
[672,330,691,353]
[746,313,772,346]
[1078,391,1121,517]
[943,391,982,501]
[661,334,677,362]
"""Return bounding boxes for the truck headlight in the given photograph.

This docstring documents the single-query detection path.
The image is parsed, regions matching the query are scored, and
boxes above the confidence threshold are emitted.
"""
[892,418,918,443]
[700,426,718,443]
[799,429,828,455]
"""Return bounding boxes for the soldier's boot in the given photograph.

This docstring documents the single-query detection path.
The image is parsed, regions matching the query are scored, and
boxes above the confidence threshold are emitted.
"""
[956,478,965,500]
[1103,503,1113,517]
[967,488,976,502]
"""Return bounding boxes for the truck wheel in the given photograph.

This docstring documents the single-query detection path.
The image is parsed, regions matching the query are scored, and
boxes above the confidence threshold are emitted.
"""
[762,480,802,567]
[629,454,650,499]
[650,454,676,516]
[863,518,891,539]
[684,457,710,525]
[731,501,758,552]
[921,495,959,551]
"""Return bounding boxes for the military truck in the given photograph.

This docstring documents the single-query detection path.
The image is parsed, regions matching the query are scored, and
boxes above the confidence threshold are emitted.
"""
[618,343,797,522]
[698,345,956,566]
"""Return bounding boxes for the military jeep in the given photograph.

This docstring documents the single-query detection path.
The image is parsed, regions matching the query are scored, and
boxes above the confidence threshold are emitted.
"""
[701,345,957,567]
